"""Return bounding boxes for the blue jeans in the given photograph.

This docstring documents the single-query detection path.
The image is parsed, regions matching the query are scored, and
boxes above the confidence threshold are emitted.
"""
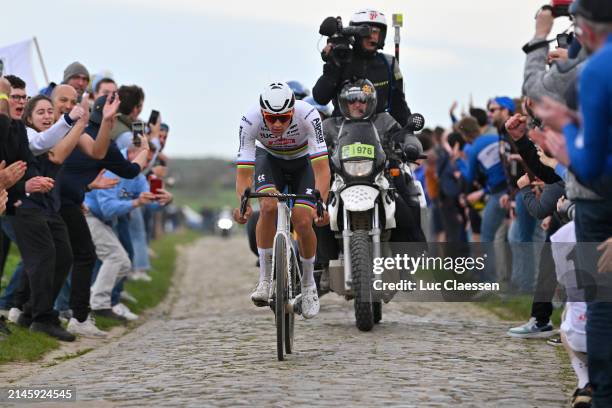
[509,191,537,292]
[0,218,24,310]
[480,191,507,243]
[574,199,612,407]
[117,215,134,262]
[53,272,71,312]
[111,277,125,306]
[113,218,132,306]
[480,191,508,282]
[129,208,150,271]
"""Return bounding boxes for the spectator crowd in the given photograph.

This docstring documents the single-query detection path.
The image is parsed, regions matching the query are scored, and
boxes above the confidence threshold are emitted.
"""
[1,1,611,407]
[411,1,612,406]
[0,60,174,342]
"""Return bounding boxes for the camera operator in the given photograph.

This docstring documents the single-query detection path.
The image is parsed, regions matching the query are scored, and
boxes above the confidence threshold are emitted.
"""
[313,9,411,127]
[522,2,587,105]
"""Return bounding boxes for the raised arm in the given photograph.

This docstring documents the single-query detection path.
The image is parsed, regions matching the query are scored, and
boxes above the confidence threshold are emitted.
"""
[77,93,121,160]
[48,97,89,164]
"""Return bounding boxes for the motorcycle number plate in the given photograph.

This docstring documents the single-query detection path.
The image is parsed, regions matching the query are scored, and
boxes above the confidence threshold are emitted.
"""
[341,143,375,160]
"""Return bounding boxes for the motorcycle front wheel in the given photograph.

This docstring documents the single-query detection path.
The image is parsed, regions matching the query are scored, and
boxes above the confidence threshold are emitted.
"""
[351,230,374,332]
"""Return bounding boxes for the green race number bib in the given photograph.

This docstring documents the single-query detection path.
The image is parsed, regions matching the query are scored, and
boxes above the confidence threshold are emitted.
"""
[341,143,375,160]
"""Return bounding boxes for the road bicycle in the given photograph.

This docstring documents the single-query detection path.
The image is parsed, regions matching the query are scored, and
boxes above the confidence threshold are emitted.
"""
[240,187,323,361]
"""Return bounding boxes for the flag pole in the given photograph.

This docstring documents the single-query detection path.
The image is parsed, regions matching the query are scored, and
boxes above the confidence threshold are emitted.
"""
[32,36,49,86]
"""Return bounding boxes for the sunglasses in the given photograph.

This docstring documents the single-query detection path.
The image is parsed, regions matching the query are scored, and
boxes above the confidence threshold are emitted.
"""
[488,107,500,113]
[263,111,293,124]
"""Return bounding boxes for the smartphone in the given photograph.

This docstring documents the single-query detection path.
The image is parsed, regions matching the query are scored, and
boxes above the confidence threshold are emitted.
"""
[149,177,163,194]
[0,59,4,77]
[148,110,160,125]
[556,33,571,49]
[132,121,145,147]
[109,91,116,104]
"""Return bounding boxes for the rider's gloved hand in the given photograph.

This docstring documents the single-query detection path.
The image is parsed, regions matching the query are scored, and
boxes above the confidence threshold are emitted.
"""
[233,205,252,224]
[314,209,330,227]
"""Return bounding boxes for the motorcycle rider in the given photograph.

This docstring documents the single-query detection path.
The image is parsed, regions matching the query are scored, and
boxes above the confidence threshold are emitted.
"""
[233,82,331,319]
[318,79,425,270]
[313,8,411,126]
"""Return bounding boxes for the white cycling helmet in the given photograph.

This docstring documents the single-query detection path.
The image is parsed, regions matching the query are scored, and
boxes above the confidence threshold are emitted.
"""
[349,9,388,49]
[259,82,296,114]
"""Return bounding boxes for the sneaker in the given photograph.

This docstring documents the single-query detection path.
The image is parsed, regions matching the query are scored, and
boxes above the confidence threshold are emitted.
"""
[129,271,152,282]
[570,384,592,408]
[67,316,107,338]
[507,317,555,338]
[547,336,563,347]
[112,303,139,321]
[30,321,75,342]
[301,283,320,319]
[250,280,271,306]
[8,307,22,324]
[0,316,10,336]
[119,291,138,304]
[92,308,127,322]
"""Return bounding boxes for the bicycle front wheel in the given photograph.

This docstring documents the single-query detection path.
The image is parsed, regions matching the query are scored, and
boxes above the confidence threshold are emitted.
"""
[285,250,298,354]
[274,234,287,361]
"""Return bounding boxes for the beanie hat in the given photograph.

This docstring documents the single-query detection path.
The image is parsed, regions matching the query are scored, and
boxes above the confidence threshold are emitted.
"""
[494,96,516,114]
[63,61,90,84]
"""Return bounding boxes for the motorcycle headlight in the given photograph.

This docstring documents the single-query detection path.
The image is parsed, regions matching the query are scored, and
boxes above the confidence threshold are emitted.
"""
[343,160,373,177]
[217,218,233,230]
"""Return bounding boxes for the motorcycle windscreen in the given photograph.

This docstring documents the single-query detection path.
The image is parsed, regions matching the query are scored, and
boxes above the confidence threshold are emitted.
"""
[331,121,386,171]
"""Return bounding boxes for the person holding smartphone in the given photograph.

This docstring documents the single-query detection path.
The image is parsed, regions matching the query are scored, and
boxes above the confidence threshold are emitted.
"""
[84,142,172,320]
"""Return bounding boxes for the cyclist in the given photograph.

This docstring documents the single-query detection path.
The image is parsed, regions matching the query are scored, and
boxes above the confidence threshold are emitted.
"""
[233,82,331,319]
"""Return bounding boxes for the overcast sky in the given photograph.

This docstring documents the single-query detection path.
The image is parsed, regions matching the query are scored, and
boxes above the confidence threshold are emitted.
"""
[2,0,573,159]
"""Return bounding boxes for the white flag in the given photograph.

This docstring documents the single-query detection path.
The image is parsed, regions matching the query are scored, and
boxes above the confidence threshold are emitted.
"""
[0,39,39,96]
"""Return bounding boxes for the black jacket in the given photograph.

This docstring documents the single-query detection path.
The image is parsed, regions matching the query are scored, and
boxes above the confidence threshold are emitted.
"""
[515,135,562,184]
[520,180,565,220]
[0,116,39,215]
[313,50,411,126]
[59,122,141,208]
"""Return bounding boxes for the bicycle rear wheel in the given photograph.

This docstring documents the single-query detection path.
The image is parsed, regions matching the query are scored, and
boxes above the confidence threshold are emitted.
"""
[274,234,287,361]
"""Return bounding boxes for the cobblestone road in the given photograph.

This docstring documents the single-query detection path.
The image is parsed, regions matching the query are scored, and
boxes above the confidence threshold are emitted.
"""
[7,236,574,407]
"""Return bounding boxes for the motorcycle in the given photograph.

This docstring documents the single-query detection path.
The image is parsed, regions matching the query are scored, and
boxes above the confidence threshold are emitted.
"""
[324,113,426,331]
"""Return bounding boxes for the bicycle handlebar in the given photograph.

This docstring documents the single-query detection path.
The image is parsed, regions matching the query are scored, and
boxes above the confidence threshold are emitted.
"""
[240,188,324,218]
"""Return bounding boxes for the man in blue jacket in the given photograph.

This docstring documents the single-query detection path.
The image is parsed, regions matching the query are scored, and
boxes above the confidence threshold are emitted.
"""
[84,144,172,322]
[454,116,508,244]
[569,2,612,405]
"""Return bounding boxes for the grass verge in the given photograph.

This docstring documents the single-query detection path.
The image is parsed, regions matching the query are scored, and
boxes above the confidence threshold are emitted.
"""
[0,229,200,364]
[95,229,199,330]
